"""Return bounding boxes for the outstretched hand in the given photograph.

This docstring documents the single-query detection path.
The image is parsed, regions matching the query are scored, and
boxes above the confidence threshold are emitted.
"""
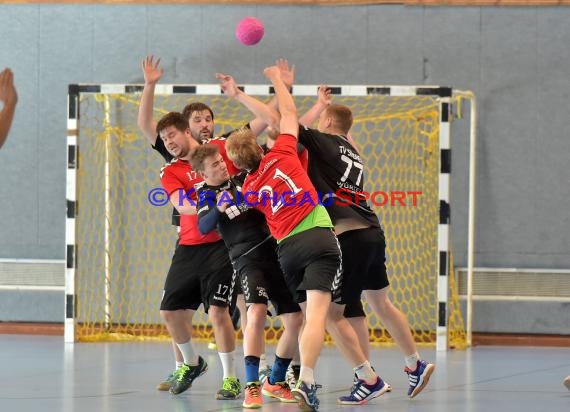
[263,66,281,82]
[0,68,17,106]
[142,55,164,85]
[216,73,239,98]
[317,85,332,107]
[275,58,295,89]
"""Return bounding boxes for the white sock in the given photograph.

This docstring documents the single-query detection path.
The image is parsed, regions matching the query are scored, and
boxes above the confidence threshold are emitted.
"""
[176,341,198,366]
[354,360,377,383]
[299,366,315,385]
[405,352,420,371]
[175,361,184,369]
[259,353,269,369]
[219,350,236,379]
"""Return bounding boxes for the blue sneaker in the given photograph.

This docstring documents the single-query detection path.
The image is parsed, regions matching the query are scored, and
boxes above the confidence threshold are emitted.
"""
[291,380,321,411]
[338,376,390,405]
[351,371,392,393]
[405,360,435,398]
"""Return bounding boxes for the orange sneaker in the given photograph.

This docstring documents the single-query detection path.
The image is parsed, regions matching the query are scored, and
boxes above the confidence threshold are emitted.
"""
[261,379,296,403]
[243,382,263,409]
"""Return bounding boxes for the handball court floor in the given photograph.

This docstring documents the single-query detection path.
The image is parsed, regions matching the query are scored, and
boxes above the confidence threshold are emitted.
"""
[1,334,569,412]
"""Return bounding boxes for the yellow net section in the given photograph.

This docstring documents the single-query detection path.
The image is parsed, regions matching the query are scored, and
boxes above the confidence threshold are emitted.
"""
[75,91,466,349]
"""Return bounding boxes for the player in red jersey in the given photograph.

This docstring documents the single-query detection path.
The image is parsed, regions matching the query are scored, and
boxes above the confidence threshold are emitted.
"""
[225,66,385,411]
[138,56,240,391]
[138,56,191,390]
[157,111,241,399]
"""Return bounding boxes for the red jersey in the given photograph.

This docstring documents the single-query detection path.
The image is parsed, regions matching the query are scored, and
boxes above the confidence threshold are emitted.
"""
[243,134,319,241]
[160,159,221,245]
[298,147,309,171]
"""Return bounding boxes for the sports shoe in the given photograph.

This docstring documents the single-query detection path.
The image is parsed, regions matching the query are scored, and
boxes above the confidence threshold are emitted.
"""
[156,370,177,391]
[564,375,570,392]
[351,372,392,393]
[169,356,208,395]
[286,364,301,388]
[338,376,390,405]
[405,360,435,398]
[258,364,272,385]
[291,380,321,411]
[243,381,263,409]
[216,376,242,400]
[262,379,296,403]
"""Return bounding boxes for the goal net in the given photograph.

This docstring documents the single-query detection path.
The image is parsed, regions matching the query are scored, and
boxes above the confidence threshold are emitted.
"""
[66,84,468,349]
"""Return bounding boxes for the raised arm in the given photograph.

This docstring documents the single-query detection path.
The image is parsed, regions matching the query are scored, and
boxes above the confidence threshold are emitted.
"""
[253,58,295,135]
[264,66,297,138]
[0,68,18,149]
[137,55,164,145]
[216,72,279,133]
[299,85,332,127]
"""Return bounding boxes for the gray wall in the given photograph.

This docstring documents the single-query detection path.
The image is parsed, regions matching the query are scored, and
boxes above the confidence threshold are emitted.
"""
[0,4,569,269]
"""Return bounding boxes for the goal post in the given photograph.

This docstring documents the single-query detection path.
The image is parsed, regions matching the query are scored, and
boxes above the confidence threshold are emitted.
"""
[65,83,473,350]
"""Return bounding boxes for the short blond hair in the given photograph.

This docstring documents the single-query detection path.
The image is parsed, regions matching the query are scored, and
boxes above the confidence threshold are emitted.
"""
[225,128,262,170]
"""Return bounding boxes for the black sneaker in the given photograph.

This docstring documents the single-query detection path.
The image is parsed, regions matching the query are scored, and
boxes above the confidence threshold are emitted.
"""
[169,356,208,395]
[216,376,242,400]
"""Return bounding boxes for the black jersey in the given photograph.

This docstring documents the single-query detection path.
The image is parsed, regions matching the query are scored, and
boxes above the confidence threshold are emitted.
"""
[152,137,180,227]
[195,172,271,260]
[298,126,380,229]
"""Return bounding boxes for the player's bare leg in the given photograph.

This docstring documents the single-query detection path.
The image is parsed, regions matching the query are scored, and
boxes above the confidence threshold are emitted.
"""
[365,288,435,398]
[160,309,206,394]
[326,303,390,405]
[157,309,195,391]
[209,305,241,400]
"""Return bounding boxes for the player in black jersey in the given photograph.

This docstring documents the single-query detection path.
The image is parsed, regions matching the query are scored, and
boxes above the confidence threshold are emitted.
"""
[190,144,303,409]
[298,86,435,401]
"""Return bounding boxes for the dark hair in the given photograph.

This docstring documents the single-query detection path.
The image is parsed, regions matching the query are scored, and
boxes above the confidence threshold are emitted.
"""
[189,144,220,172]
[182,102,214,122]
[156,112,187,135]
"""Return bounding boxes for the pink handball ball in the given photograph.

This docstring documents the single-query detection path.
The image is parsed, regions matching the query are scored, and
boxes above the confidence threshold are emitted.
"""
[236,17,265,46]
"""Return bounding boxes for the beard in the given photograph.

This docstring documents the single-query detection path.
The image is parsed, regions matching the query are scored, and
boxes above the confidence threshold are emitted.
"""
[192,128,213,143]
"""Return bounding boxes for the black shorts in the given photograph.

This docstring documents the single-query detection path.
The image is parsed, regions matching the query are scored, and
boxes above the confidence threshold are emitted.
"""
[232,239,300,315]
[160,240,233,313]
[233,278,243,295]
[343,299,366,318]
[277,227,342,304]
[339,227,389,318]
